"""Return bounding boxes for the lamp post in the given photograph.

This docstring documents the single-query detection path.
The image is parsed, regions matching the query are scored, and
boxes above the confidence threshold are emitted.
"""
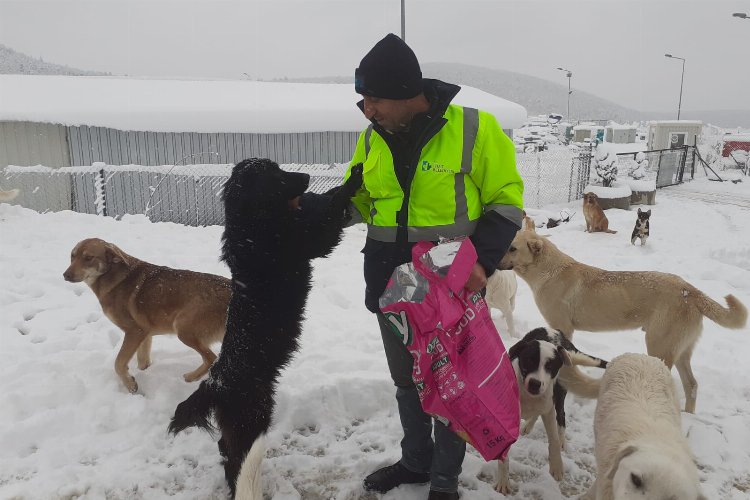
[401,0,406,41]
[664,54,686,120]
[732,12,749,19]
[556,67,573,120]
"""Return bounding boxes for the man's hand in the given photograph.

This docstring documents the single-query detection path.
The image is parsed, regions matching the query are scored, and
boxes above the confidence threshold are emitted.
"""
[464,263,487,292]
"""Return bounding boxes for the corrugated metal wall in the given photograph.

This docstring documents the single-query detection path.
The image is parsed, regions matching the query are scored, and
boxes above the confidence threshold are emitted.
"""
[0,121,360,168]
[0,121,71,168]
[67,126,360,166]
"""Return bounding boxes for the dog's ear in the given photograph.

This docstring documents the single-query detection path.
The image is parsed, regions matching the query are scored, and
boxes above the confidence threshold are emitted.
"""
[527,237,544,255]
[645,209,651,216]
[105,243,130,266]
[508,339,527,360]
[607,445,637,480]
[637,207,642,215]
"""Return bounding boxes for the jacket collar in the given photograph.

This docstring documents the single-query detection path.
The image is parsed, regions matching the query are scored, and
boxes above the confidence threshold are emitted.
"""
[356,78,461,130]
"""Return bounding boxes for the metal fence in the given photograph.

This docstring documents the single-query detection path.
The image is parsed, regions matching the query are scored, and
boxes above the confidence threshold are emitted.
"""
[2,145,599,226]
[516,143,593,208]
[615,145,696,189]
[1,163,349,227]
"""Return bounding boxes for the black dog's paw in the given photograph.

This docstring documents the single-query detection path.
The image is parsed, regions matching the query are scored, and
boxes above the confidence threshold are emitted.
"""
[341,163,363,198]
[328,163,363,215]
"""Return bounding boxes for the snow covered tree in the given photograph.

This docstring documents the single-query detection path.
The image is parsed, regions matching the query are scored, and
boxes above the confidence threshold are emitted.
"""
[594,151,618,187]
[629,152,647,180]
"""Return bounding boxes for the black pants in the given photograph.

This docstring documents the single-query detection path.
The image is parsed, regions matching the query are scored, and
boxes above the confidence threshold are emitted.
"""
[376,312,466,493]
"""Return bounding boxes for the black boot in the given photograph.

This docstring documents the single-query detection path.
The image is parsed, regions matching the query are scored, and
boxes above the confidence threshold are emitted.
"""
[427,490,459,500]
[363,462,430,493]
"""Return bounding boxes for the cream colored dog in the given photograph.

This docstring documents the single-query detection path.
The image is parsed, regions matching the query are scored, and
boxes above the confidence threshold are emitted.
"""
[485,270,518,338]
[562,353,706,500]
[63,238,231,393]
[498,230,747,413]
[0,187,19,202]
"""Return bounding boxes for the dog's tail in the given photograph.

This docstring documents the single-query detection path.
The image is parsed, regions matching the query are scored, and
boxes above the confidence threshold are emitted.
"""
[0,189,19,202]
[558,365,602,399]
[233,433,266,500]
[695,293,748,330]
[567,350,608,369]
[168,381,215,435]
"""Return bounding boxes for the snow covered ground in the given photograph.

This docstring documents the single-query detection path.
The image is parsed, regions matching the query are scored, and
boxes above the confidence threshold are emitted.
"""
[1,175,749,500]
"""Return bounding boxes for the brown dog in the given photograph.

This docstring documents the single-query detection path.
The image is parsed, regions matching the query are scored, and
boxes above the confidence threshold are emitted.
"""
[63,238,231,393]
[582,192,616,233]
[498,230,748,413]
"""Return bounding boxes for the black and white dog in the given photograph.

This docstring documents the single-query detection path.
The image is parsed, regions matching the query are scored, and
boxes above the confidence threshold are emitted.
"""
[631,208,651,246]
[168,158,362,499]
[495,327,608,494]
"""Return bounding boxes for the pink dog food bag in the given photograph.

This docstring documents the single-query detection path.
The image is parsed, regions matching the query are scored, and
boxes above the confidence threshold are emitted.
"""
[379,238,520,461]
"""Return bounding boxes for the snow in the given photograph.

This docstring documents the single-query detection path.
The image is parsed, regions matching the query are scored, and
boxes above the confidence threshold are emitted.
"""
[582,183,633,199]
[0,75,528,133]
[2,176,750,499]
[650,120,704,126]
[618,178,656,192]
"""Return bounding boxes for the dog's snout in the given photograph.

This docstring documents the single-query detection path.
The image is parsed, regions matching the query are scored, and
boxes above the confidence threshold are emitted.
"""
[63,270,72,282]
[527,378,541,394]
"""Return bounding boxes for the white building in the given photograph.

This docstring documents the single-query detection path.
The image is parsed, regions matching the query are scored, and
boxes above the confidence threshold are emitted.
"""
[0,75,527,168]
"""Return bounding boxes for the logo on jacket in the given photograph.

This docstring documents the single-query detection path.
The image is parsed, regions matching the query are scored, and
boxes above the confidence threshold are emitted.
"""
[421,160,452,173]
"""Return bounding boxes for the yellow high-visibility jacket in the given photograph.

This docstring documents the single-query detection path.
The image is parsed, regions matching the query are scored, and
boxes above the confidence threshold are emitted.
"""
[345,103,524,243]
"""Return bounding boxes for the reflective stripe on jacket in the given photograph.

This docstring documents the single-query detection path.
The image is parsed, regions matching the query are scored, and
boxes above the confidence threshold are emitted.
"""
[345,104,524,242]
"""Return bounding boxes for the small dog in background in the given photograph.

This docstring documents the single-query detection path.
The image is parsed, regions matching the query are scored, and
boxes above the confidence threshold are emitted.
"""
[631,208,650,245]
[485,270,518,338]
[582,192,616,234]
[521,210,536,232]
[0,187,20,202]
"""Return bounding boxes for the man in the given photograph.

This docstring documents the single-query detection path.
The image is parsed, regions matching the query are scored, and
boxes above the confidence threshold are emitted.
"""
[305,33,523,499]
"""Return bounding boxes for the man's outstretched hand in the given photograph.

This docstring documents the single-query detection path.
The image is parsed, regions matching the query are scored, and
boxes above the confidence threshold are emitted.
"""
[464,263,487,292]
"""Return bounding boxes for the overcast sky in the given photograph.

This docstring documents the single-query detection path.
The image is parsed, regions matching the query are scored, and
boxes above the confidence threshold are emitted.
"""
[0,0,748,113]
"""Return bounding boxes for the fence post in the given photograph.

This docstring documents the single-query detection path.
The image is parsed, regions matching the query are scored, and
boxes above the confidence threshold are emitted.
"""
[95,164,107,217]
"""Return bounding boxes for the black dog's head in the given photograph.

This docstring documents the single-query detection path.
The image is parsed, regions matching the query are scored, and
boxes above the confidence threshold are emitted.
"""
[636,207,651,221]
[508,327,572,397]
[223,158,309,221]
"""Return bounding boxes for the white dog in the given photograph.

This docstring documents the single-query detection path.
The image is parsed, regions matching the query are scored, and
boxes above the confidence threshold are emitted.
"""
[485,270,518,338]
[561,353,706,500]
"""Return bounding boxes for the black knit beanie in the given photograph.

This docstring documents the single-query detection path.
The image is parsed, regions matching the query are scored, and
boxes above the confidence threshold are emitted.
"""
[355,33,423,100]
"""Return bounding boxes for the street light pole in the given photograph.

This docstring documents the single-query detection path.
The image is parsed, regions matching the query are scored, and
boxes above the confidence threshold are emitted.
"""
[401,0,406,41]
[556,67,573,120]
[664,54,686,120]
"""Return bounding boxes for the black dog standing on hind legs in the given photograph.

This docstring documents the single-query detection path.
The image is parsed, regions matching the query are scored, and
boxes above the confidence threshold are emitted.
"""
[168,158,363,499]
[631,207,651,246]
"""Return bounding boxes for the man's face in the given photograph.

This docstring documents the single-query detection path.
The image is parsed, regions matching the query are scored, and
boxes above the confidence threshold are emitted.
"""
[362,96,413,133]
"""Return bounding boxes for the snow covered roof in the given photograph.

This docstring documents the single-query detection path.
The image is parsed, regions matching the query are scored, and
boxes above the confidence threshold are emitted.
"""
[649,120,703,126]
[0,75,527,133]
[723,133,750,142]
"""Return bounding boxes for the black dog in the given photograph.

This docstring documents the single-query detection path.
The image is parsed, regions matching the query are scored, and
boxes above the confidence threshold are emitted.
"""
[631,207,651,246]
[168,158,362,499]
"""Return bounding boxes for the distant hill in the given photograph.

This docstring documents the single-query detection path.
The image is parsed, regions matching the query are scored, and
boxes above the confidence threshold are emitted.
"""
[0,44,109,76]
[281,62,750,128]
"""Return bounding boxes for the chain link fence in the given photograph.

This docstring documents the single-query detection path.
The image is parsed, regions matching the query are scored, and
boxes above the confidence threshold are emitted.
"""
[2,145,596,226]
